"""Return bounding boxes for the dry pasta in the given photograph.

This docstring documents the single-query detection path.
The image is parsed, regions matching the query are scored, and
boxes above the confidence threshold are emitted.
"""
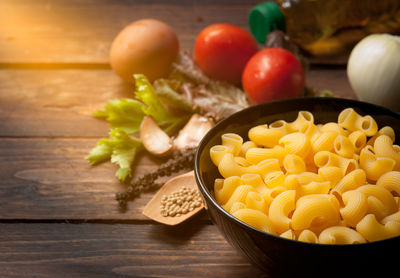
[331,169,366,196]
[280,229,295,240]
[318,166,343,187]
[314,151,358,175]
[299,122,320,142]
[245,191,268,213]
[232,208,276,234]
[264,171,285,189]
[339,190,368,227]
[359,145,396,181]
[291,194,341,233]
[374,135,400,170]
[310,131,337,153]
[382,210,400,224]
[214,176,242,205]
[279,132,310,158]
[356,184,397,220]
[240,141,257,156]
[297,229,318,243]
[297,181,331,196]
[334,135,355,158]
[356,214,400,242]
[230,201,247,214]
[210,108,400,244]
[348,130,367,152]
[268,190,296,234]
[221,133,243,156]
[289,111,314,132]
[283,154,306,174]
[376,171,400,196]
[218,153,258,178]
[320,122,347,136]
[318,226,366,244]
[367,126,395,146]
[256,158,281,179]
[248,122,289,148]
[222,185,255,212]
[245,146,286,165]
[240,173,268,195]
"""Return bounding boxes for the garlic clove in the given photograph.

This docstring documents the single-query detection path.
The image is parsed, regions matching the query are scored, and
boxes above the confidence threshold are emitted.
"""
[174,114,215,151]
[140,116,173,157]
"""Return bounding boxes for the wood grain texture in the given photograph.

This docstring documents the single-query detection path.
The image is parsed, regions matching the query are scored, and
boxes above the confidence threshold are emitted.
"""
[0,69,355,137]
[0,1,360,277]
[0,137,193,220]
[0,0,259,64]
[0,69,131,137]
[0,223,267,278]
[0,67,356,220]
[306,68,356,99]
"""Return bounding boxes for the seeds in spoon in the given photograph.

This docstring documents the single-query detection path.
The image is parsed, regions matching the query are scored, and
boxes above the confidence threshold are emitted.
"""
[115,148,196,211]
[160,186,203,217]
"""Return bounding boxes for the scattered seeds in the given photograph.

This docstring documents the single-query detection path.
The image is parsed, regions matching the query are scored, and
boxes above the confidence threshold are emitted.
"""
[160,186,203,217]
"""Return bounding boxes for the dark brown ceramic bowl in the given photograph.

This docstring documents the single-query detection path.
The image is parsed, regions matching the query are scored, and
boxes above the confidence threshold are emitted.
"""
[194,97,400,276]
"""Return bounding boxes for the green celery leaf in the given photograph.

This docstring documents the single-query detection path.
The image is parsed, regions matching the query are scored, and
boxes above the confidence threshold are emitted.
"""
[87,74,195,183]
[115,167,132,183]
[153,79,194,113]
[109,129,143,182]
[93,98,145,134]
[134,74,189,132]
[85,138,115,165]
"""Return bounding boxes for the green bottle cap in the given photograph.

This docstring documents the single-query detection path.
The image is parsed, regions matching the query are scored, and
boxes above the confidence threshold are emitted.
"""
[249,2,286,43]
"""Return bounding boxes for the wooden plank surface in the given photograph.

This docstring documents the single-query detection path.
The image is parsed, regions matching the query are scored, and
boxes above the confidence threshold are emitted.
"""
[0,69,355,137]
[0,69,130,137]
[0,68,355,219]
[0,0,260,64]
[0,137,194,220]
[306,67,356,99]
[0,1,359,277]
[0,223,266,278]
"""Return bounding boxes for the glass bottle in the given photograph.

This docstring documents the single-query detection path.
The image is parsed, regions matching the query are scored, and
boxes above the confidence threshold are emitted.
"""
[249,0,400,56]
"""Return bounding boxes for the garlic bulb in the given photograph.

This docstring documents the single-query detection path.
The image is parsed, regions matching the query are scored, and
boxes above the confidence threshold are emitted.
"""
[347,34,400,111]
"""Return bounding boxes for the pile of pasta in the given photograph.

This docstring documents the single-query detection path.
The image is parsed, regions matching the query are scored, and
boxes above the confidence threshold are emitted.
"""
[209,108,400,244]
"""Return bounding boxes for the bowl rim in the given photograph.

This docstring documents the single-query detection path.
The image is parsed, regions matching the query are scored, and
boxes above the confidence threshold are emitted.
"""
[194,96,400,247]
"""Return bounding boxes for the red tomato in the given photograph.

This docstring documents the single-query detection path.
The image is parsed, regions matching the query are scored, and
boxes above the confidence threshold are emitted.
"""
[242,48,305,104]
[194,23,258,85]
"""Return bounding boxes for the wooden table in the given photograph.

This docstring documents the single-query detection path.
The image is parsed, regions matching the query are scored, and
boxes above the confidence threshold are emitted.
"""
[0,1,356,277]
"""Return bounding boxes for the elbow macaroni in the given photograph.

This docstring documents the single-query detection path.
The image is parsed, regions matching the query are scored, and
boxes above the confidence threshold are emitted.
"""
[210,109,400,244]
[319,226,366,244]
[374,135,400,171]
[230,201,247,214]
[268,190,296,234]
[359,145,396,181]
[340,190,368,227]
[376,171,400,196]
[214,176,242,205]
[297,229,318,243]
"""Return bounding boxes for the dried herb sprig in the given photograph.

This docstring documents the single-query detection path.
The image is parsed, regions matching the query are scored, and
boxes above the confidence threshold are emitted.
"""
[115,148,196,210]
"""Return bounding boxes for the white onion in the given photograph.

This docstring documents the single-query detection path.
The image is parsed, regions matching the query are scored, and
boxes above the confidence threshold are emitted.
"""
[347,34,400,111]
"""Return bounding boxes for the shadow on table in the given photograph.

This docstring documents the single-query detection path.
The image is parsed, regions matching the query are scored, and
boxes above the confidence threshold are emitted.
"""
[148,210,210,245]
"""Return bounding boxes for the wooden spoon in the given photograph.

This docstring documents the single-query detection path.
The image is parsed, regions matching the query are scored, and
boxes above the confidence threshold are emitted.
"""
[143,171,204,225]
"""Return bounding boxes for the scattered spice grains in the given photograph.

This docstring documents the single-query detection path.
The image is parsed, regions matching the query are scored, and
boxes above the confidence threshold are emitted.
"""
[160,186,203,217]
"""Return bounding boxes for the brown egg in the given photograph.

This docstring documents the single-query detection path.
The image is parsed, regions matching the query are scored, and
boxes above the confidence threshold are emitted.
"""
[110,19,179,83]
